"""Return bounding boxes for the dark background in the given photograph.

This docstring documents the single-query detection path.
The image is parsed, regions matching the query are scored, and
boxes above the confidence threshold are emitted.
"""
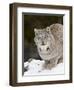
[23,13,63,62]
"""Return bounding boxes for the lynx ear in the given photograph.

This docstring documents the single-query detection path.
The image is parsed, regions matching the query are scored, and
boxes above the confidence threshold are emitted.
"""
[46,27,50,31]
[34,28,37,32]
[46,27,51,34]
[34,28,38,35]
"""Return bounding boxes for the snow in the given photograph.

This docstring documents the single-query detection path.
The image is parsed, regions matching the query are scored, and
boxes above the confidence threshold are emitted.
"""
[24,59,64,76]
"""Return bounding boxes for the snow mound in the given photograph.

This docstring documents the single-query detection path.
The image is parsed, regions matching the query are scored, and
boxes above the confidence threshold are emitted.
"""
[24,59,64,76]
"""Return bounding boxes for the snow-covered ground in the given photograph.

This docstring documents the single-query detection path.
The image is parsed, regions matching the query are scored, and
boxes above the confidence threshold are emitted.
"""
[24,59,64,76]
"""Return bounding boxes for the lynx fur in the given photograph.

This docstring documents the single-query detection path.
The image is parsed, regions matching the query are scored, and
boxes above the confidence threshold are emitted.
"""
[34,23,63,69]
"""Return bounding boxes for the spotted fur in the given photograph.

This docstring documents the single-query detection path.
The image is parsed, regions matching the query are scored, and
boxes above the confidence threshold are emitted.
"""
[34,23,63,69]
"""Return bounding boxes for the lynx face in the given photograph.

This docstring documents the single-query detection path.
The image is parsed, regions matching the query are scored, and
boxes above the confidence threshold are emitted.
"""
[34,28,55,60]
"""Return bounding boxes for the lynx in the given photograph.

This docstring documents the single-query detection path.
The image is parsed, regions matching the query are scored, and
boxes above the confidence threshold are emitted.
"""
[34,23,63,69]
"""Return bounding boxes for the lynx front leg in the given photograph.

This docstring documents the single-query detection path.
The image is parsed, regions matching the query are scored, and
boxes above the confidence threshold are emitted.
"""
[50,58,58,69]
[44,58,58,70]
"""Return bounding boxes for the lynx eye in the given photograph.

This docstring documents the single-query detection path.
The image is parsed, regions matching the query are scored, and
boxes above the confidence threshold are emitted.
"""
[38,37,40,40]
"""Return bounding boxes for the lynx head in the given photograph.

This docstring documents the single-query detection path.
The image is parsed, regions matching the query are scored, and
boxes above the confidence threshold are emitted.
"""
[34,27,55,59]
